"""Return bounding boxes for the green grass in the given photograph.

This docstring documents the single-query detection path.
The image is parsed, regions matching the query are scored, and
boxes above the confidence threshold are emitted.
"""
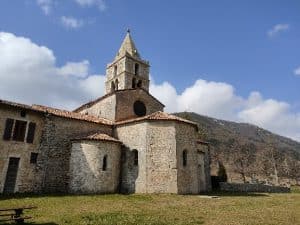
[0,189,299,225]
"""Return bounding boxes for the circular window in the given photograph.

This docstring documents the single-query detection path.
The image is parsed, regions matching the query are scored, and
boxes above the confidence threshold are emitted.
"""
[134,101,146,117]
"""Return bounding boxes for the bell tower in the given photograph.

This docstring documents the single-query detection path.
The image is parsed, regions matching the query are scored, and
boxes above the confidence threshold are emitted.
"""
[105,30,150,94]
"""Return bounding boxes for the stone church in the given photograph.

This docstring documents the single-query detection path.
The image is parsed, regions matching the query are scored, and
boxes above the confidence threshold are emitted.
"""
[0,31,211,194]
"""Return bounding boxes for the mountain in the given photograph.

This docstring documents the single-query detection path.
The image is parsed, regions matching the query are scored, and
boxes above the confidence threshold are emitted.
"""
[175,112,300,186]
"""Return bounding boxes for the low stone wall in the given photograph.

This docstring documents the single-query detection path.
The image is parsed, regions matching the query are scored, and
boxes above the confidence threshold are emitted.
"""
[219,182,290,193]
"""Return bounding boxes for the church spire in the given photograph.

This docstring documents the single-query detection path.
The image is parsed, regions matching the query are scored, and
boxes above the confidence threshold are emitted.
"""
[115,29,140,59]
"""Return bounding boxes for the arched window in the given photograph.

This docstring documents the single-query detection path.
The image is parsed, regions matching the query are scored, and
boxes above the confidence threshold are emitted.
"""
[133,149,138,166]
[114,65,117,76]
[132,78,136,88]
[182,150,187,167]
[102,155,108,171]
[111,81,115,92]
[115,79,119,90]
[137,80,142,88]
[134,63,139,75]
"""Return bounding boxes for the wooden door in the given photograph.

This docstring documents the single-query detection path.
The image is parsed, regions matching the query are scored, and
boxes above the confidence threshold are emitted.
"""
[3,157,20,194]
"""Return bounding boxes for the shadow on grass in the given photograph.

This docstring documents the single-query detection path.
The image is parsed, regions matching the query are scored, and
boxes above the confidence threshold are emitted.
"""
[0,193,155,202]
[204,191,270,197]
[24,223,58,225]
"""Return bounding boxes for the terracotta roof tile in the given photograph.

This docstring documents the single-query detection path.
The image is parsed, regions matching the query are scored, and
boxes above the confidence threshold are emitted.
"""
[32,105,113,125]
[116,111,198,128]
[0,99,113,125]
[72,132,121,143]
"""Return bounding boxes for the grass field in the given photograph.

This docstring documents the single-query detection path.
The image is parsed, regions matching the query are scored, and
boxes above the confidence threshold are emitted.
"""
[0,188,299,225]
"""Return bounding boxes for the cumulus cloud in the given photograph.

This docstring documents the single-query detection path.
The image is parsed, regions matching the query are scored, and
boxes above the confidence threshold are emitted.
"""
[151,80,300,141]
[267,23,290,37]
[0,32,104,110]
[60,16,84,29]
[294,67,300,76]
[75,0,106,11]
[1,31,299,141]
[36,0,54,15]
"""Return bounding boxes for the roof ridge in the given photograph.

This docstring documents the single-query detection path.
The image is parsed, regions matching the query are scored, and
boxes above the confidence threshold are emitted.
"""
[73,88,165,113]
[116,110,198,128]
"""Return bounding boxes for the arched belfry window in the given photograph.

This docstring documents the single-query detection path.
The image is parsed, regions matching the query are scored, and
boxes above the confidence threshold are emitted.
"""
[182,150,187,167]
[114,65,117,76]
[134,63,139,76]
[111,81,115,92]
[132,78,136,88]
[102,155,108,171]
[115,79,119,90]
[133,149,138,166]
[137,80,142,88]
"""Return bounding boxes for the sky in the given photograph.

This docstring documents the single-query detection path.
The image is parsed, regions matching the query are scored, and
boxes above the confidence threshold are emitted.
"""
[0,0,300,141]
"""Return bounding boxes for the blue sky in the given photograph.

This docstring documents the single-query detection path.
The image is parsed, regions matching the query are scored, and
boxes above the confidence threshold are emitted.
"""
[0,0,300,141]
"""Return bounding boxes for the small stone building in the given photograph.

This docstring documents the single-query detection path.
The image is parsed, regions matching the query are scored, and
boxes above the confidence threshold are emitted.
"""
[0,31,211,194]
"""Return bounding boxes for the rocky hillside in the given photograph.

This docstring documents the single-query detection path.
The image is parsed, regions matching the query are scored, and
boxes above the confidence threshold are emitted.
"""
[175,112,300,186]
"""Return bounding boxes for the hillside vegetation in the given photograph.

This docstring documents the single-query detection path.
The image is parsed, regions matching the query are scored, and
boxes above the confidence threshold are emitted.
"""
[175,112,300,186]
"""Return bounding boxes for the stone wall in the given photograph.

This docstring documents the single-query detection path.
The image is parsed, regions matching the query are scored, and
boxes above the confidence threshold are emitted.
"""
[146,121,178,193]
[78,89,163,122]
[69,140,121,194]
[39,115,112,193]
[79,95,116,121]
[0,105,45,193]
[175,123,211,194]
[115,122,148,193]
[116,120,179,194]
[219,182,290,193]
[115,89,164,121]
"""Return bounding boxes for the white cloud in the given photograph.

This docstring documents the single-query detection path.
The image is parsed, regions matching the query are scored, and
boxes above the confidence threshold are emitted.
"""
[36,0,54,15]
[1,31,299,141]
[0,32,104,110]
[58,60,89,78]
[61,16,84,29]
[75,0,106,11]
[151,80,300,141]
[294,67,300,76]
[267,23,290,37]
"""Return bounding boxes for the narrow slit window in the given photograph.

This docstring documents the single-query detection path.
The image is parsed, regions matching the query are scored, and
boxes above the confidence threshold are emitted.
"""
[102,155,108,171]
[183,150,187,167]
[133,150,138,166]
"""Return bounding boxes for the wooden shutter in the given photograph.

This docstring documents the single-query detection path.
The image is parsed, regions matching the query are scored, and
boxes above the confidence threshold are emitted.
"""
[26,122,36,143]
[13,120,27,142]
[3,118,14,140]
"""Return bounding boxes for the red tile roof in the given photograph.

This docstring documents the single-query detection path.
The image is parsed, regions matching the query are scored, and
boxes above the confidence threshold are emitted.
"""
[72,132,121,143]
[116,111,198,128]
[32,105,113,125]
[0,99,112,125]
